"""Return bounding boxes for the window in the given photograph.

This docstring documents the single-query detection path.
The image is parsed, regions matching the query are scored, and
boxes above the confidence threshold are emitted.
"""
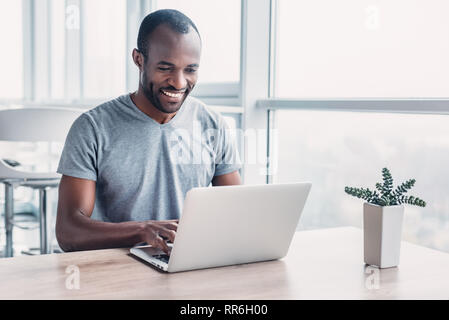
[50,0,66,100]
[156,0,241,84]
[82,0,127,99]
[0,0,23,99]
[274,109,449,253]
[275,0,449,98]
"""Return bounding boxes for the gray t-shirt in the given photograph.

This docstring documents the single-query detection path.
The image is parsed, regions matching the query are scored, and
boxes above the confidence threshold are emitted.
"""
[57,94,241,222]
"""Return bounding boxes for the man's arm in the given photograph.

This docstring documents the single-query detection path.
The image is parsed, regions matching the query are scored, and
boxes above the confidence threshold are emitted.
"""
[211,170,242,186]
[55,175,177,254]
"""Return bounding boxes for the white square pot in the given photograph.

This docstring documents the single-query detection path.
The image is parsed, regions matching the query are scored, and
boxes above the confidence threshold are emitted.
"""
[363,203,404,268]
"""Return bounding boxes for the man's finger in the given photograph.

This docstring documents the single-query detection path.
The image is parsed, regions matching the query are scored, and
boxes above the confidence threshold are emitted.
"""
[157,228,176,243]
[164,222,178,231]
[155,236,171,255]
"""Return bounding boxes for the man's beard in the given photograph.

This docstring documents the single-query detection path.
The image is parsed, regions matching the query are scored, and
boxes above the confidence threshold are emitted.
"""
[141,71,189,114]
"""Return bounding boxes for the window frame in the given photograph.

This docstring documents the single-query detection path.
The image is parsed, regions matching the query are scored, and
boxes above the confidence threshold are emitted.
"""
[257,98,449,115]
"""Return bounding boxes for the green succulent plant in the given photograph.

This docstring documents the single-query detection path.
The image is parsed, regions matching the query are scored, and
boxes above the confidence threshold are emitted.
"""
[344,168,426,207]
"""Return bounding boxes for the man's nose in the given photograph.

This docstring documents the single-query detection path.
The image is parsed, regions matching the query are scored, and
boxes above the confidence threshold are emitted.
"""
[168,71,188,90]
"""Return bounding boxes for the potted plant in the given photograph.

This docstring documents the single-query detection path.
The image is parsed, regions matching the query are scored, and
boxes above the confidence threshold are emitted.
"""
[345,168,426,268]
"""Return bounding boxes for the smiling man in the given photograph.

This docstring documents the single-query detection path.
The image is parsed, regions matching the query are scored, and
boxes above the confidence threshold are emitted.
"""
[55,10,241,254]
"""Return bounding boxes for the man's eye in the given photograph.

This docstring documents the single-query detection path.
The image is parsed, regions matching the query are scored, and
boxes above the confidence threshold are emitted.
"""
[186,68,197,73]
[158,67,171,71]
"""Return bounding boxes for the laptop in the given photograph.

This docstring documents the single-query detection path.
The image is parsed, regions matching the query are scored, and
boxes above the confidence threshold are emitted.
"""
[130,182,311,273]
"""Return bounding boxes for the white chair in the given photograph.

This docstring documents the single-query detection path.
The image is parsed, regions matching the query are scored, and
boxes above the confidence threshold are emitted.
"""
[0,107,83,257]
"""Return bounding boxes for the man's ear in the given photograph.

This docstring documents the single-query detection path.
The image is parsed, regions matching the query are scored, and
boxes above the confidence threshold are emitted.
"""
[132,48,144,71]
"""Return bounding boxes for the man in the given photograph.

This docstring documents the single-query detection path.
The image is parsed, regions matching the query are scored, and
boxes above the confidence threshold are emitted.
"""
[56,9,242,255]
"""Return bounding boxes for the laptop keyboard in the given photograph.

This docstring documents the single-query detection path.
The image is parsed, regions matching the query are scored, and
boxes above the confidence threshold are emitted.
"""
[153,254,170,264]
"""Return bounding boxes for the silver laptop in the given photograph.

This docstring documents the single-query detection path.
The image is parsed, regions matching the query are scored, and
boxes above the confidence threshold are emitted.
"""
[130,182,311,273]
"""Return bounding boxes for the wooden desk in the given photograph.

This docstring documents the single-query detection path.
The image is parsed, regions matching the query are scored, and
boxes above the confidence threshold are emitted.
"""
[1,227,448,299]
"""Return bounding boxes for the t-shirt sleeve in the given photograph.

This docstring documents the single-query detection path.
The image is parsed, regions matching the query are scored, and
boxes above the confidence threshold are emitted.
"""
[57,113,98,181]
[214,116,242,177]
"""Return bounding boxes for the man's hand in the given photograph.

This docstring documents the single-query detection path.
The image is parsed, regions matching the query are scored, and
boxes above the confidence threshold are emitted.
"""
[139,219,178,255]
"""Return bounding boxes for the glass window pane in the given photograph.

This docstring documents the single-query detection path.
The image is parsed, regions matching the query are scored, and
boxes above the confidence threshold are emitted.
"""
[82,0,127,99]
[50,0,66,100]
[274,109,449,253]
[276,0,449,98]
[156,0,241,84]
[0,0,23,99]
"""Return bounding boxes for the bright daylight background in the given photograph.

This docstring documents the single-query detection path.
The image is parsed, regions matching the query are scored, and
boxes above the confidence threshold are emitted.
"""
[0,0,448,254]
[274,0,449,252]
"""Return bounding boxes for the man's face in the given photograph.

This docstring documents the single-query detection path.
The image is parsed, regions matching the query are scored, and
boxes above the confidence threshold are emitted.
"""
[139,24,201,114]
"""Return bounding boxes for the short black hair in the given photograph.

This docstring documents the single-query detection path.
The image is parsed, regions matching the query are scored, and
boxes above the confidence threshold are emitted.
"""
[137,9,201,58]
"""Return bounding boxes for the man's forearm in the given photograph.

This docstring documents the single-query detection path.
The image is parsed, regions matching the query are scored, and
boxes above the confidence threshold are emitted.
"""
[56,209,145,252]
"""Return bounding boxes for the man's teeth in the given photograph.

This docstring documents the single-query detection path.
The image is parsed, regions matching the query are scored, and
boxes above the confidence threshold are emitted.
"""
[162,90,184,98]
